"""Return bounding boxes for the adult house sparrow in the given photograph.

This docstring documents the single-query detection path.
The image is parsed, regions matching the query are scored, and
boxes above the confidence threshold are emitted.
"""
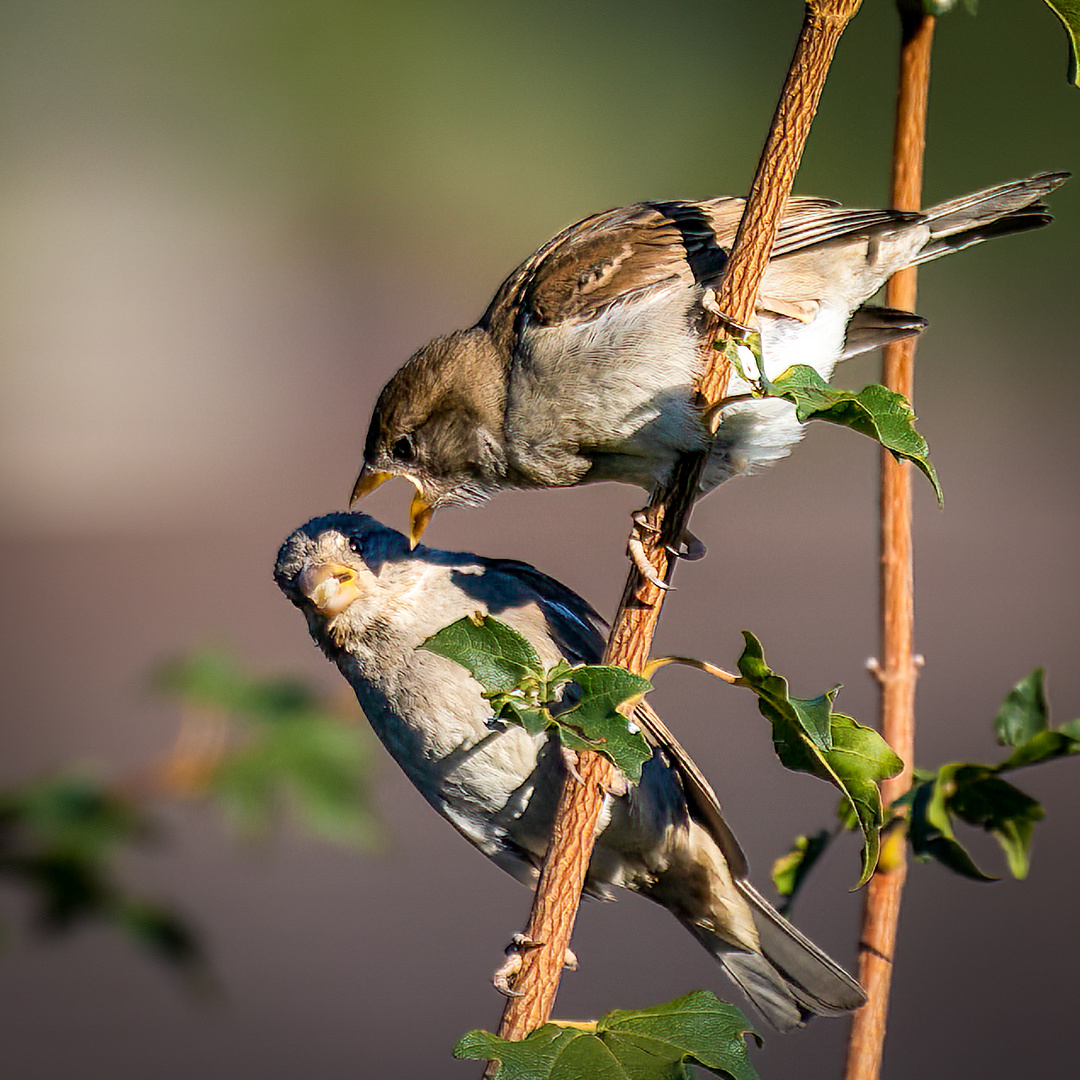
[354,173,1067,548]
[274,511,867,1030]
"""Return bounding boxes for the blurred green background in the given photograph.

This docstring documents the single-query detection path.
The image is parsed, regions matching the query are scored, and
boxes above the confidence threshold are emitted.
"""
[1,2,1077,1078]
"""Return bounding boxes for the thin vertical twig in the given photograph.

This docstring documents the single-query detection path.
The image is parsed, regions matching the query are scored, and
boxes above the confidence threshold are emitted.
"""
[844,6,934,1080]
[486,2,864,1064]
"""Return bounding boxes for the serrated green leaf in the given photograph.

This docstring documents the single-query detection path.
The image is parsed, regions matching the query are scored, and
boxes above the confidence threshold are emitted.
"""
[766,367,942,504]
[994,668,1048,747]
[556,667,653,782]
[455,991,760,1080]
[768,707,902,887]
[735,632,901,886]
[423,616,545,694]
[736,632,835,751]
[770,830,833,912]
[1044,1,1080,86]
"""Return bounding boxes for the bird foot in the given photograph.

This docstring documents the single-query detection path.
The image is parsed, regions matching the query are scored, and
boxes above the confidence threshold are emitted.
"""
[628,511,672,590]
[492,934,578,997]
[561,745,585,785]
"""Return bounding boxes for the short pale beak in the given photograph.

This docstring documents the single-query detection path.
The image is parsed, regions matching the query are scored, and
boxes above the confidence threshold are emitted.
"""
[408,484,434,549]
[350,468,392,506]
[298,562,363,617]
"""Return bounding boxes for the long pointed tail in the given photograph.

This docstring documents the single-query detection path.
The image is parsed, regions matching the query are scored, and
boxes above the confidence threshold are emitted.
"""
[686,880,866,1032]
[914,171,1069,265]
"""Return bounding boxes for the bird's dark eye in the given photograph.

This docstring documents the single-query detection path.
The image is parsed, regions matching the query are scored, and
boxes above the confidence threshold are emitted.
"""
[348,534,364,557]
[391,434,416,463]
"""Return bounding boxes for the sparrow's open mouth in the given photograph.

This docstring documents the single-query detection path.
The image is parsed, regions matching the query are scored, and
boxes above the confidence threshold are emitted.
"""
[298,562,363,618]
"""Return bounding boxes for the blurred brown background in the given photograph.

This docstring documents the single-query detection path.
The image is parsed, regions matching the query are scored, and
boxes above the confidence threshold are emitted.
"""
[2,2,1078,1077]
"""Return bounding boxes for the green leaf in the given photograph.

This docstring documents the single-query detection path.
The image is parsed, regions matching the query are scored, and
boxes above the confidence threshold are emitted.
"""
[423,615,545,695]
[735,632,835,751]
[455,991,760,1080]
[556,667,653,782]
[999,728,1080,771]
[158,648,379,848]
[1044,1,1080,86]
[425,616,653,782]
[947,767,1044,879]
[994,668,1049,747]
[1061,717,1080,739]
[209,714,378,847]
[0,774,201,967]
[909,776,997,881]
[770,830,833,913]
[766,366,943,504]
[768,708,902,887]
[734,632,901,886]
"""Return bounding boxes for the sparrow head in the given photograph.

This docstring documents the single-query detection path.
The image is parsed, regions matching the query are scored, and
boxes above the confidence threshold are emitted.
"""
[351,328,508,546]
[274,512,417,650]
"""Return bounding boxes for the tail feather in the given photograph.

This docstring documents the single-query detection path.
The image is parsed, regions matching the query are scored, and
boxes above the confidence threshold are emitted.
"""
[737,880,866,1018]
[842,305,927,360]
[914,171,1069,264]
[683,880,866,1032]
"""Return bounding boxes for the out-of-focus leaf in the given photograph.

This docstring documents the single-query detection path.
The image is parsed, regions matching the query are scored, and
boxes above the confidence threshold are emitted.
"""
[0,774,200,967]
[158,649,379,848]
[994,668,1048,747]
[455,991,760,1080]
[771,830,833,914]
[422,615,544,694]
[1044,1,1080,86]
[209,715,378,846]
[909,777,997,881]
[765,366,942,504]
[737,633,901,887]
[999,728,1080,770]
[946,767,1044,879]
[111,900,202,968]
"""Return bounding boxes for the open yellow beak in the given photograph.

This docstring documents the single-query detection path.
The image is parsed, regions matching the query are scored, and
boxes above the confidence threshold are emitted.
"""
[298,562,363,617]
[408,484,434,549]
[350,468,392,506]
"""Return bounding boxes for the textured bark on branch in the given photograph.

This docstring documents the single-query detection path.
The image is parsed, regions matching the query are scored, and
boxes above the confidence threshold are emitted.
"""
[844,7,935,1080]
[487,1,864,1061]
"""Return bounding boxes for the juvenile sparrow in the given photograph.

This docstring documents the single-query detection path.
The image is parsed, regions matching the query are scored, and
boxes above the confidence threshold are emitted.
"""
[353,173,1068,544]
[275,512,867,1029]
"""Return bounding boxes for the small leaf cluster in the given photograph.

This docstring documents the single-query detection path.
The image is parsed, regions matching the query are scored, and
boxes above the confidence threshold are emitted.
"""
[720,335,942,503]
[906,669,1079,880]
[0,774,200,968]
[772,669,1080,908]
[0,650,379,974]
[422,616,653,782]
[157,649,380,846]
[454,991,761,1080]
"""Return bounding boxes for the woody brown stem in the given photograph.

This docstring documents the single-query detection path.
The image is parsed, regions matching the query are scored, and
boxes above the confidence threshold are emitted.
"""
[844,7,934,1080]
[486,1,863,1063]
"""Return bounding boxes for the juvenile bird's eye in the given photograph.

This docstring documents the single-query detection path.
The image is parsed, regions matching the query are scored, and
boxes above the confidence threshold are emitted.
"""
[392,435,416,463]
[348,535,364,557]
